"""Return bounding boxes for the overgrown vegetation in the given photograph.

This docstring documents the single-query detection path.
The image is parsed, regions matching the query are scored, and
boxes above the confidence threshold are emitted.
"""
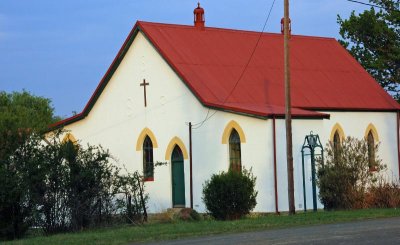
[366,178,400,208]
[0,91,148,241]
[0,91,60,240]
[115,170,149,224]
[202,168,257,220]
[0,130,148,241]
[317,136,399,210]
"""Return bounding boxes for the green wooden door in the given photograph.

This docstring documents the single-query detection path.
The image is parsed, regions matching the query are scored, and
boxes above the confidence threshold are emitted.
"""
[172,146,185,207]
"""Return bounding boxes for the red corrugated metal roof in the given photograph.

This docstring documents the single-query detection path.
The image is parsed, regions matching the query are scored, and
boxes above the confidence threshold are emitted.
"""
[139,21,399,113]
[50,21,399,129]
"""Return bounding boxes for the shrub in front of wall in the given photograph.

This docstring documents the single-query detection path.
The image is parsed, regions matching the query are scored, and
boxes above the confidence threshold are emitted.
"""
[366,178,400,209]
[317,136,385,210]
[202,168,257,220]
[174,208,201,221]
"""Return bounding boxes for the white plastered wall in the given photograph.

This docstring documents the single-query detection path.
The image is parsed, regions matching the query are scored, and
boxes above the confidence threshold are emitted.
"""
[320,111,399,182]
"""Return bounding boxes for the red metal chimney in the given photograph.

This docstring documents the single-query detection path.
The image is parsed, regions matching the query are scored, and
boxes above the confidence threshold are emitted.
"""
[194,2,205,30]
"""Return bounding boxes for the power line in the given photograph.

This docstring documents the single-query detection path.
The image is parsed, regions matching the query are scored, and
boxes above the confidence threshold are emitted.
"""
[347,0,384,9]
[191,0,277,129]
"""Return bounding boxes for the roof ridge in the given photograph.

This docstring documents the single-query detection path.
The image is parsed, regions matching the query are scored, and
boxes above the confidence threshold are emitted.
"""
[137,20,337,41]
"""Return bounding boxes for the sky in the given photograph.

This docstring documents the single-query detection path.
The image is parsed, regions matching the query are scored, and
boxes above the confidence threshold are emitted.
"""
[0,0,370,118]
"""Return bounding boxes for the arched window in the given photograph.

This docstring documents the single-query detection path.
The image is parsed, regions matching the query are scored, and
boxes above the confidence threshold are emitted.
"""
[333,130,341,161]
[62,133,77,144]
[330,123,345,163]
[367,131,376,170]
[229,129,241,172]
[143,136,154,180]
[61,133,78,162]
[364,123,379,171]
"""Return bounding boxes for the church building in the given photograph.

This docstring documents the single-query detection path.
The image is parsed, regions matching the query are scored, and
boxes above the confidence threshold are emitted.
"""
[51,4,400,213]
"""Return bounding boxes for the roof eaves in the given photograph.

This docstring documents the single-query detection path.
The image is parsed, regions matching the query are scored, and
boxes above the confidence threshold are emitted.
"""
[204,102,330,120]
[302,107,400,112]
[48,113,84,131]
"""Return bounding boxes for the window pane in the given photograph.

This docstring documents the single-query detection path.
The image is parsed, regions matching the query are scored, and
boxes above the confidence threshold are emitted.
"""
[333,131,340,162]
[229,129,241,172]
[143,136,154,179]
[367,131,375,170]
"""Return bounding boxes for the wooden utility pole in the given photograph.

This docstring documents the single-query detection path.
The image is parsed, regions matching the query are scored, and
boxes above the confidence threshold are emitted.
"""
[284,0,295,215]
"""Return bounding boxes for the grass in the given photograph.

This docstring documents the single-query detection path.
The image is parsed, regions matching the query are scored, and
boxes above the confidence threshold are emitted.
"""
[5,208,400,245]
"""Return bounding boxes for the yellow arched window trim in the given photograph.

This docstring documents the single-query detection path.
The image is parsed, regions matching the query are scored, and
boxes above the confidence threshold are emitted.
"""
[136,128,158,151]
[165,136,188,160]
[221,120,246,144]
[364,123,379,141]
[62,133,78,144]
[329,123,345,142]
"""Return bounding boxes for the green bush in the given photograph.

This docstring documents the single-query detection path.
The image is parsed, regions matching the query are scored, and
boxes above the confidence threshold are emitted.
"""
[317,137,384,210]
[202,168,257,220]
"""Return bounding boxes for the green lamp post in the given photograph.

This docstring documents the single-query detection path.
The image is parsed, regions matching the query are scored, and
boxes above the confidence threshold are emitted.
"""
[301,131,324,212]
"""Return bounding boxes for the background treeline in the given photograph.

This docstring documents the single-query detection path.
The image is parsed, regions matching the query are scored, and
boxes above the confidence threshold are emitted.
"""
[0,91,147,241]
[338,0,399,101]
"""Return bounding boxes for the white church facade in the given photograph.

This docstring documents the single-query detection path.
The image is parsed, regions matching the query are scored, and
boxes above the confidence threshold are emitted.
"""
[51,5,400,213]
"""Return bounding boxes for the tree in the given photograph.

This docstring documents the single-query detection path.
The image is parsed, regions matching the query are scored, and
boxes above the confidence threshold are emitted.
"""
[0,91,60,239]
[338,0,400,101]
[0,90,60,165]
[0,130,41,240]
[0,90,59,133]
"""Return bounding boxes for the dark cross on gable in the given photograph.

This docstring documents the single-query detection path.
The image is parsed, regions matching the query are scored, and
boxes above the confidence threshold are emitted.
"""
[140,79,149,107]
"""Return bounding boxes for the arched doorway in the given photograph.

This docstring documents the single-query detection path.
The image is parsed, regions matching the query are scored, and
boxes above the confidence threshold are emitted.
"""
[171,145,185,207]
